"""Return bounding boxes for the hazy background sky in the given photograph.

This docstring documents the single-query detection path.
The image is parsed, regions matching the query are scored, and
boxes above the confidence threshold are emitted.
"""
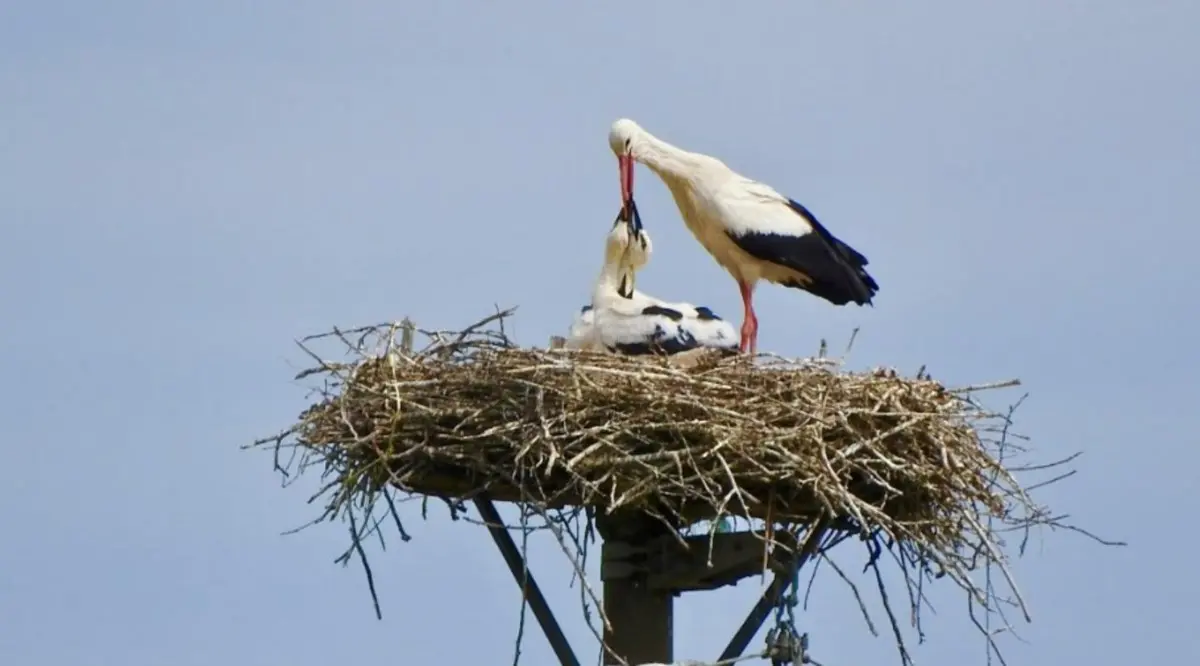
[2,2,1196,665]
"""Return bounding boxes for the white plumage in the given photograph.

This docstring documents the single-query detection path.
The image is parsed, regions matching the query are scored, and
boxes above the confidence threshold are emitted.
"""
[566,206,738,356]
[607,118,880,355]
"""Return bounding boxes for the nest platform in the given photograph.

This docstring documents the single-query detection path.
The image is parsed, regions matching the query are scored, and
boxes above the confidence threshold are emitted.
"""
[263,311,1040,552]
[252,310,1118,665]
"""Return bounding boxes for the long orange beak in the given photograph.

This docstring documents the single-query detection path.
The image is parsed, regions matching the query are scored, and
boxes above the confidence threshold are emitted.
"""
[618,153,633,205]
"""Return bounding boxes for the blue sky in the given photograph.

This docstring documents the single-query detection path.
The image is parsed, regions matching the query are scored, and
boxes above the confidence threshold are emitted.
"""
[1,2,1196,664]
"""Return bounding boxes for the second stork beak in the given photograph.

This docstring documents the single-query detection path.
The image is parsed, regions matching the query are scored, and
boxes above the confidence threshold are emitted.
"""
[627,196,642,234]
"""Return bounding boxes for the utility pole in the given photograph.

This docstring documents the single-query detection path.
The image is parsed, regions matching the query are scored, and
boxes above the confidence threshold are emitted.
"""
[455,336,824,666]
[477,493,821,666]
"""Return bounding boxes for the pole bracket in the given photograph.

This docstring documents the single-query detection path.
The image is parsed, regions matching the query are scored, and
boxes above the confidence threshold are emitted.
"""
[474,497,582,666]
[601,530,798,594]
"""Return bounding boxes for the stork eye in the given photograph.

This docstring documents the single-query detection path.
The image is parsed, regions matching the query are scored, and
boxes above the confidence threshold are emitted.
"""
[624,138,631,148]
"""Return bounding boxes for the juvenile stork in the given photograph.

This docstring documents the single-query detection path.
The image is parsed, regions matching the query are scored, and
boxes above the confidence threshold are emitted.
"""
[566,203,738,356]
[608,118,879,354]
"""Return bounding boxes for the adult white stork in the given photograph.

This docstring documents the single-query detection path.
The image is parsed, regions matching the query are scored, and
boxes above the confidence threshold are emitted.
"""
[566,203,738,356]
[608,118,879,354]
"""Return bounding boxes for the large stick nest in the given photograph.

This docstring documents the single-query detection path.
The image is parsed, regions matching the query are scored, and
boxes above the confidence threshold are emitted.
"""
[286,313,1016,541]
[253,309,1114,664]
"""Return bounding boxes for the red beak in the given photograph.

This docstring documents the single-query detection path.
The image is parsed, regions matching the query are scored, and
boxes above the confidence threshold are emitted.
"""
[618,153,633,205]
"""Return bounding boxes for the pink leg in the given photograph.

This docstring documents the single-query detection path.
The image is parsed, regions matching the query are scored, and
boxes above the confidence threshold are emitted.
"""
[737,281,759,354]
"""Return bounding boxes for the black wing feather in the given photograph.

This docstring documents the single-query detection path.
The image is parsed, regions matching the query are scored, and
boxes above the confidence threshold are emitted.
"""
[727,199,879,306]
[640,305,684,321]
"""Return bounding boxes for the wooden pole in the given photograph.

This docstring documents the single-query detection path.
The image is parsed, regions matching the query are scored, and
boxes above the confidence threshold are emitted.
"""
[601,545,674,665]
[598,513,677,666]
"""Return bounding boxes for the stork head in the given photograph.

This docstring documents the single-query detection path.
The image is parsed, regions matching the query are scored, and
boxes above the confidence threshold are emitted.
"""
[604,202,651,267]
[608,118,644,205]
[601,204,649,300]
[604,206,635,267]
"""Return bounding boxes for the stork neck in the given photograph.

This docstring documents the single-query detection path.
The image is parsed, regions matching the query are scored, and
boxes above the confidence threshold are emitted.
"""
[594,258,637,304]
[634,131,707,181]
